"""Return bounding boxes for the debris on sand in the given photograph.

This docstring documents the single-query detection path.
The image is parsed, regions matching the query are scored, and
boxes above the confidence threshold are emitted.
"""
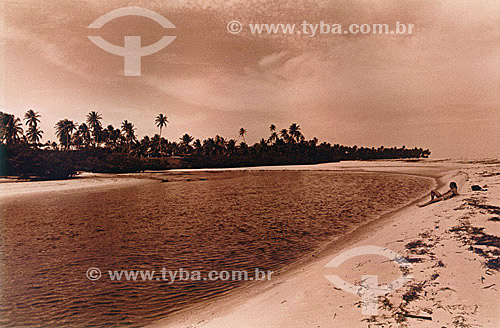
[450,220,500,272]
[405,240,434,255]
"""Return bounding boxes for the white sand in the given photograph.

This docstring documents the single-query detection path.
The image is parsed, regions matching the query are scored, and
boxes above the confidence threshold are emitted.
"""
[169,159,461,176]
[0,172,148,199]
[152,161,500,328]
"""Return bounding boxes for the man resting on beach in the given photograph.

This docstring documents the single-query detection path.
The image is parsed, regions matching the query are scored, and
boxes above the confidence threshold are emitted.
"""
[418,182,458,207]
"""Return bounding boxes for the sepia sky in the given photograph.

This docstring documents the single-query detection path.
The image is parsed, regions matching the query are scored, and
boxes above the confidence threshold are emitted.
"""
[0,0,499,158]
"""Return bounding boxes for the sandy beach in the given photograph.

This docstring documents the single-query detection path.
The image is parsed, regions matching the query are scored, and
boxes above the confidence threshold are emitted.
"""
[150,160,500,328]
[1,160,498,327]
[0,173,151,199]
[0,171,216,199]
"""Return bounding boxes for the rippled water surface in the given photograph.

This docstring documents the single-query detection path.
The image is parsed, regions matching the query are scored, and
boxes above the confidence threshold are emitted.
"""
[0,171,433,327]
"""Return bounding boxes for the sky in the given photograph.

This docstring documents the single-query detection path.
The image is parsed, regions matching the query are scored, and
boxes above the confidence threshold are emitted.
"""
[0,0,499,159]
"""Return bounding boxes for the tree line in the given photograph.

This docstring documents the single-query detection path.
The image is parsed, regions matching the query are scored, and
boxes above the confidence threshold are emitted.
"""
[0,110,430,178]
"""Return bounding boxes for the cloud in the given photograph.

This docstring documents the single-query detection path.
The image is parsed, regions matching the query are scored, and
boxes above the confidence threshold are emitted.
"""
[258,51,288,67]
[1,0,499,158]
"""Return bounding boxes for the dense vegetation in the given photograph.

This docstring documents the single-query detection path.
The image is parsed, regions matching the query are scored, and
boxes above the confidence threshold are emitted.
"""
[0,110,430,179]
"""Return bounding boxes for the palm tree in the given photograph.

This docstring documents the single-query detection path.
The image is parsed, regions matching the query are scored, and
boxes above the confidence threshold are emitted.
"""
[180,133,193,145]
[134,136,151,157]
[203,138,215,156]
[86,111,102,147]
[26,126,43,144]
[23,110,43,146]
[54,119,76,150]
[213,135,226,155]
[24,109,41,128]
[226,139,237,155]
[256,138,268,155]
[180,133,194,154]
[104,125,120,150]
[193,139,202,156]
[121,120,136,153]
[288,123,302,143]
[1,113,24,144]
[268,131,278,144]
[279,128,289,143]
[78,123,91,147]
[266,124,277,145]
[155,114,168,155]
[239,127,247,143]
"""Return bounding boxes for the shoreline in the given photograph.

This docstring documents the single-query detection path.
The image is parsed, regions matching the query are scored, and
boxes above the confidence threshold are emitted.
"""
[150,165,441,326]
[0,159,457,200]
[150,161,500,327]
[0,173,151,200]
[150,182,437,327]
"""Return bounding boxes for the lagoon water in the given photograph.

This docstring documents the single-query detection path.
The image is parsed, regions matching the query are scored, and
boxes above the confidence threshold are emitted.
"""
[0,170,433,327]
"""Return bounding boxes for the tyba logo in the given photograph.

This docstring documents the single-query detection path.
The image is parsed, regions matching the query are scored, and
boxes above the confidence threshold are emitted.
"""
[88,6,176,76]
[324,245,413,315]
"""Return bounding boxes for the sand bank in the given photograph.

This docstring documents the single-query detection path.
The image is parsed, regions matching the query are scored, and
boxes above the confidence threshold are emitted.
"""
[0,173,149,199]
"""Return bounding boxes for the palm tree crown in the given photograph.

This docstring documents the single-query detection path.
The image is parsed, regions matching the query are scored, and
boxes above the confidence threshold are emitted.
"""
[155,114,169,155]
[155,114,169,130]
[86,111,102,130]
[27,126,43,144]
[86,111,102,146]
[54,119,76,150]
[181,133,194,145]
[121,120,136,152]
[239,127,247,143]
[1,113,23,144]
[268,124,277,144]
[280,128,289,142]
[78,123,91,147]
[288,123,303,143]
[24,109,41,128]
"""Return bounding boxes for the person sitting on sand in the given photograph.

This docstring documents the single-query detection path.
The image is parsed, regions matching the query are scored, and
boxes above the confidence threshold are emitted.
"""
[418,182,458,207]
